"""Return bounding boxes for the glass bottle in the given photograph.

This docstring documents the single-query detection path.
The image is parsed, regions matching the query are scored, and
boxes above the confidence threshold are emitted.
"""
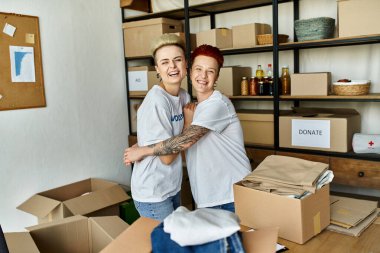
[241,76,249,96]
[267,64,274,95]
[255,64,264,81]
[249,76,258,95]
[281,65,291,95]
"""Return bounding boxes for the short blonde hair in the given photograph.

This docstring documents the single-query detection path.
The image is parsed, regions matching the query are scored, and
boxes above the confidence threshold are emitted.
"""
[150,33,185,59]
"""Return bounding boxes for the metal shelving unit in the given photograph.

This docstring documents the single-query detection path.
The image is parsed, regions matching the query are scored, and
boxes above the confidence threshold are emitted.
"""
[121,0,380,161]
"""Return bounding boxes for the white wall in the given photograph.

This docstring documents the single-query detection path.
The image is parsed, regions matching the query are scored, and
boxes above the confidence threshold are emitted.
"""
[0,0,131,231]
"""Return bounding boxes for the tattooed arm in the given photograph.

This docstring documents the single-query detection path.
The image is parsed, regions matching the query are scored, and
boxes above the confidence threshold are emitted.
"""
[123,125,209,166]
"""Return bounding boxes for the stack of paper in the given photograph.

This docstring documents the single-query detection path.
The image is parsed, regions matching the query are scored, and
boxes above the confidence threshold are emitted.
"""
[327,195,379,236]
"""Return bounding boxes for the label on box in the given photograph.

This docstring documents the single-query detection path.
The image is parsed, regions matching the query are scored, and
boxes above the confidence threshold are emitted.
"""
[291,119,330,148]
[128,71,148,91]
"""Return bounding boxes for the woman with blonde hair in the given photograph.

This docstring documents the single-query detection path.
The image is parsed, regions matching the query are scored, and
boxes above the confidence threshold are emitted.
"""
[130,33,190,221]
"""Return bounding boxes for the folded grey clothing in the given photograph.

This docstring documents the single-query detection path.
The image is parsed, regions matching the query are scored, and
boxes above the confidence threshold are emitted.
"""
[245,155,328,187]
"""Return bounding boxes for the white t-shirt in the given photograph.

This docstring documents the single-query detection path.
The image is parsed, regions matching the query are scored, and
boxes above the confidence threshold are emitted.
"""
[131,85,190,202]
[186,90,251,208]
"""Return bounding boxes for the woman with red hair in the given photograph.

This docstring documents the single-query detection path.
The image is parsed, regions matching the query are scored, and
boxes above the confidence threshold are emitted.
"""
[125,44,251,212]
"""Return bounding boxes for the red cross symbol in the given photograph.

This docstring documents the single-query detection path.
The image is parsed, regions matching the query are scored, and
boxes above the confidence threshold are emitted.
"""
[369,141,374,146]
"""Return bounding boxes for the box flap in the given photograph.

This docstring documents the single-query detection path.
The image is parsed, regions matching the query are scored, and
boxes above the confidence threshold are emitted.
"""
[122,18,182,29]
[64,185,130,215]
[89,216,129,253]
[101,217,160,253]
[4,232,40,253]
[27,215,87,231]
[242,227,279,253]
[17,194,61,218]
[90,216,129,239]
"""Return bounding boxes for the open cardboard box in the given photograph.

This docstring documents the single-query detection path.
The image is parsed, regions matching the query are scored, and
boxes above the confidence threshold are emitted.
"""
[101,216,279,253]
[5,215,128,253]
[17,178,130,224]
[234,182,330,244]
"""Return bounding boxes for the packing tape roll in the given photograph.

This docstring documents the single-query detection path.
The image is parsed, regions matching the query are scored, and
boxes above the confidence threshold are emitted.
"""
[352,133,380,154]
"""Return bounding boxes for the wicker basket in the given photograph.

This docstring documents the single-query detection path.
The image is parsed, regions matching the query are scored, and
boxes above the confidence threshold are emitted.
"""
[332,81,370,96]
[295,17,335,42]
[256,34,289,45]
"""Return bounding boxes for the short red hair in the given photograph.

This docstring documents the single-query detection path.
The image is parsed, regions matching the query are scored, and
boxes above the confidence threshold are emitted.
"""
[191,44,224,71]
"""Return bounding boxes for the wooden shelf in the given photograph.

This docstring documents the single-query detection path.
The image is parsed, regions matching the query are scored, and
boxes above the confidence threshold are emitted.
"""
[280,93,380,102]
[229,95,273,100]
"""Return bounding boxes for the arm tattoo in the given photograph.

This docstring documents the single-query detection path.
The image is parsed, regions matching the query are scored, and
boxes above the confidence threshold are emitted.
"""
[153,125,209,156]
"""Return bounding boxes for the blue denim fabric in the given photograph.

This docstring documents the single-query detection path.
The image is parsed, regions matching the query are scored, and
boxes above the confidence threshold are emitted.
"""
[151,223,245,253]
[134,191,181,221]
[208,202,235,213]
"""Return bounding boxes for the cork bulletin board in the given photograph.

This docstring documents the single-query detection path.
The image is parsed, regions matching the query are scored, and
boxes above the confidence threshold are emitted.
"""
[0,12,45,111]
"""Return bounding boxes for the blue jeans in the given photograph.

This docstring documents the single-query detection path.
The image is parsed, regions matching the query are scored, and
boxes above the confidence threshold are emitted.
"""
[134,191,181,221]
[151,222,245,253]
[208,202,235,213]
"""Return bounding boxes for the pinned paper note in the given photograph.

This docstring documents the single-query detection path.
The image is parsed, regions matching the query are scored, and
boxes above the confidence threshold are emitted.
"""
[0,94,3,100]
[9,46,36,82]
[3,23,16,37]
[26,33,35,44]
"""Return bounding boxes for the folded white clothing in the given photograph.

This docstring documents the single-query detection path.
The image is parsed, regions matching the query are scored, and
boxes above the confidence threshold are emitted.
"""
[316,170,334,189]
[163,206,241,246]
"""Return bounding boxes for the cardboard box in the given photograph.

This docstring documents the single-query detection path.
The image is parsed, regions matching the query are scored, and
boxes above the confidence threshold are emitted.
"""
[338,0,380,37]
[237,110,274,145]
[193,66,251,96]
[17,178,130,224]
[174,32,197,52]
[102,216,279,253]
[151,0,218,13]
[196,28,232,49]
[234,182,330,244]
[123,18,183,57]
[120,0,150,12]
[128,66,188,96]
[4,232,40,253]
[291,72,331,96]
[101,217,160,253]
[232,23,271,48]
[279,108,361,152]
[5,216,128,253]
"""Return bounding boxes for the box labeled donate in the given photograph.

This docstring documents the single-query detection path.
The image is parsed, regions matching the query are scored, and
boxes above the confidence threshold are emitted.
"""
[279,108,360,152]
[234,183,330,244]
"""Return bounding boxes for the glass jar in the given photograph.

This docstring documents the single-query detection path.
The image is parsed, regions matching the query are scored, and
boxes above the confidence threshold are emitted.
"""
[241,76,249,96]
[249,76,258,95]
